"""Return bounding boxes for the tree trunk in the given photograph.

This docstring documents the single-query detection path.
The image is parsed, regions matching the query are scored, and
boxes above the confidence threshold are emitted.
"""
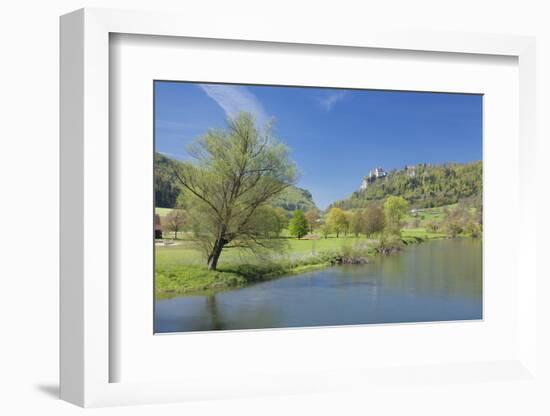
[207,237,227,270]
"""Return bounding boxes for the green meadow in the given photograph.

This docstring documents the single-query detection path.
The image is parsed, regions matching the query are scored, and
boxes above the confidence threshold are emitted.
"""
[155,223,449,297]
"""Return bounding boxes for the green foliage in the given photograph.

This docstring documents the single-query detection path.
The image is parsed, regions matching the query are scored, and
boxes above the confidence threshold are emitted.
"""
[270,186,318,214]
[319,223,331,239]
[172,112,297,270]
[223,256,329,281]
[289,210,309,238]
[326,207,348,238]
[442,203,482,238]
[331,161,482,210]
[336,241,372,263]
[273,207,290,231]
[247,205,289,238]
[375,234,405,255]
[425,219,440,233]
[343,211,353,236]
[154,152,181,208]
[156,265,246,295]
[305,208,320,232]
[443,205,466,237]
[349,210,366,237]
[364,203,385,236]
[156,257,331,296]
[384,196,409,236]
[464,220,482,238]
[445,221,463,238]
[162,208,186,239]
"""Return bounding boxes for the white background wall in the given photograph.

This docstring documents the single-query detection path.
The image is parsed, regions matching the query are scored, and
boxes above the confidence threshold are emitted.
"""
[0,1,548,415]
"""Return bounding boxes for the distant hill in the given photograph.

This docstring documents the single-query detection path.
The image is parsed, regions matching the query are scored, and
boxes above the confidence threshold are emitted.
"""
[270,186,318,214]
[154,152,181,208]
[330,161,482,210]
[154,152,318,213]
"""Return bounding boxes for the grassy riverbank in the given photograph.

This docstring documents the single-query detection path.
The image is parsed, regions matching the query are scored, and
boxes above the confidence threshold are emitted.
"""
[156,259,331,297]
[154,228,452,297]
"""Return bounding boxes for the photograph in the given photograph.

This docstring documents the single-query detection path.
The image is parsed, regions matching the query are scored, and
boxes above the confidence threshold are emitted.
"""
[153,81,483,333]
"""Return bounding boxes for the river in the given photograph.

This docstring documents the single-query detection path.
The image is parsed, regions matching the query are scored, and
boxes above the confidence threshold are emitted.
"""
[154,238,482,333]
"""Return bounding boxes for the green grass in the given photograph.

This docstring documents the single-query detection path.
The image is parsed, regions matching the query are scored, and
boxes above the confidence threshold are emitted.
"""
[155,234,374,297]
[154,230,442,297]
[403,203,457,223]
[155,207,173,217]
[155,262,332,297]
[156,262,333,298]
[286,235,376,255]
[156,265,247,297]
[156,235,375,268]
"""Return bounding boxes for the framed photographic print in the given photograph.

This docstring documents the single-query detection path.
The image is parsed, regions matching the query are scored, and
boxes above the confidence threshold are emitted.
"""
[60,8,538,408]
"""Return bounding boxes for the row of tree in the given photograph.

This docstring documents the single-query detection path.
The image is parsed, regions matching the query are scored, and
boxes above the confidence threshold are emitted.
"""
[162,195,482,241]
[286,196,409,239]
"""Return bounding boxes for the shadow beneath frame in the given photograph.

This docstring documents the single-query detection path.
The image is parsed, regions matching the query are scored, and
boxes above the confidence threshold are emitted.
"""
[34,383,59,399]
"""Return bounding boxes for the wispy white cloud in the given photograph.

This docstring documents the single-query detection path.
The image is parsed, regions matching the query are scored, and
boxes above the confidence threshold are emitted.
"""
[319,91,347,112]
[157,150,185,160]
[198,84,269,127]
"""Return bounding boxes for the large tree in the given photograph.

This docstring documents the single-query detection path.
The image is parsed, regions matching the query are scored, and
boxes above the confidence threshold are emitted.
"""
[273,207,290,231]
[304,208,320,233]
[319,223,331,239]
[383,196,408,236]
[162,208,186,240]
[289,210,309,239]
[172,112,297,270]
[349,210,366,237]
[364,203,385,237]
[326,207,348,238]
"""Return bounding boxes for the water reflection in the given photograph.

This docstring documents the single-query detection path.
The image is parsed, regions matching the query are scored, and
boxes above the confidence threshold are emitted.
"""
[205,295,222,330]
[155,239,482,333]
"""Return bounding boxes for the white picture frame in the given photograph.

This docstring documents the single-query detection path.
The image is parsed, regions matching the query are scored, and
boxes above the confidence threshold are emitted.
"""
[60,7,537,407]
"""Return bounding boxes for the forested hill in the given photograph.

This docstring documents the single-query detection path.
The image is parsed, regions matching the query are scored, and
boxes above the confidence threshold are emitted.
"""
[330,161,482,210]
[154,152,318,213]
[270,186,318,214]
[155,152,180,208]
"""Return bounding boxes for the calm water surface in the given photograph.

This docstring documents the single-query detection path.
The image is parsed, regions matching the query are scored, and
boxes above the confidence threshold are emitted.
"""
[155,239,482,333]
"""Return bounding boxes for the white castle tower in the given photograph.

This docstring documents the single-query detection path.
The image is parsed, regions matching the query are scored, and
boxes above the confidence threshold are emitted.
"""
[359,167,387,191]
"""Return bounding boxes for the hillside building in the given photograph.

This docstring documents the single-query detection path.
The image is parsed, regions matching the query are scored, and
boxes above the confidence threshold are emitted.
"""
[359,167,387,191]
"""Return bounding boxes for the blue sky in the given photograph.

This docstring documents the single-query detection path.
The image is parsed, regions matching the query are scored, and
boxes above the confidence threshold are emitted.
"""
[155,81,482,209]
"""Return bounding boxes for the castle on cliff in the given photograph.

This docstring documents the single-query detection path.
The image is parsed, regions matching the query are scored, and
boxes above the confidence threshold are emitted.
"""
[359,167,387,191]
[359,165,417,191]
